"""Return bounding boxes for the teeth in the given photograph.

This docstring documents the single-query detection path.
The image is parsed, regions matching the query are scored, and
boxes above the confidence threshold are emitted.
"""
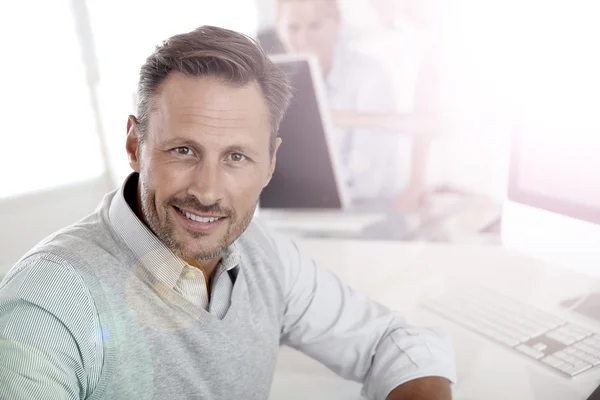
[183,211,220,223]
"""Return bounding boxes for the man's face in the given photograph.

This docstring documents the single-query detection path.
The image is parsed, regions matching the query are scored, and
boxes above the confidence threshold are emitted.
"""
[277,0,340,74]
[126,73,279,262]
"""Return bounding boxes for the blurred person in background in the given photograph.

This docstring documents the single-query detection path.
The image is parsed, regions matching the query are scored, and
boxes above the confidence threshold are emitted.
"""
[332,0,446,209]
[275,0,428,211]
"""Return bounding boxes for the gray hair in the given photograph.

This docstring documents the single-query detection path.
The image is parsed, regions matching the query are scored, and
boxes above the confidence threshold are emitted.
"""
[136,25,293,155]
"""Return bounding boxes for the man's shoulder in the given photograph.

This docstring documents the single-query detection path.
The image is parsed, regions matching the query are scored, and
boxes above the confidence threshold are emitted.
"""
[0,250,94,312]
[11,206,121,277]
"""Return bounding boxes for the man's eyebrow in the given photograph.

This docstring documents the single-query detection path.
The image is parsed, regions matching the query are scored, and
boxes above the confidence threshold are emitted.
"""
[160,138,263,157]
[160,137,202,149]
[223,144,261,157]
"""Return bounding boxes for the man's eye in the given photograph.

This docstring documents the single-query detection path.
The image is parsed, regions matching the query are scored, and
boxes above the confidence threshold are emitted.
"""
[228,153,246,163]
[174,147,193,156]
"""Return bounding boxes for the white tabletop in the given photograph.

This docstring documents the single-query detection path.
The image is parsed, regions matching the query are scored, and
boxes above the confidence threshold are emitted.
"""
[269,239,600,400]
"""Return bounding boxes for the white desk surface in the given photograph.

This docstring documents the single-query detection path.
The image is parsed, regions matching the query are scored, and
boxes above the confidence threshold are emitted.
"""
[269,239,600,400]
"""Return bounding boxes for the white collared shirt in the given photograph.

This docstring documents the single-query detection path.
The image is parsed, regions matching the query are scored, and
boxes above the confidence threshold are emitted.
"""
[108,175,240,318]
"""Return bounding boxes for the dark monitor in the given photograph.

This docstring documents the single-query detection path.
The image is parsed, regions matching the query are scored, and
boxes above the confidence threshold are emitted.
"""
[260,55,347,209]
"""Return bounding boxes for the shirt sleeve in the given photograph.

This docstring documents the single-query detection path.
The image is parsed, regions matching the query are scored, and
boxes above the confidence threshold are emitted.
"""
[0,255,103,400]
[274,232,457,400]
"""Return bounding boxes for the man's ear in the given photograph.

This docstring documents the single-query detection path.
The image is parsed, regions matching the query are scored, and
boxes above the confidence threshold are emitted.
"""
[265,137,282,188]
[126,115,142,172]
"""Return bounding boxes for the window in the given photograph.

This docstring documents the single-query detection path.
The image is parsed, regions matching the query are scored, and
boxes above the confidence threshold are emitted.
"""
[0,0,105,199]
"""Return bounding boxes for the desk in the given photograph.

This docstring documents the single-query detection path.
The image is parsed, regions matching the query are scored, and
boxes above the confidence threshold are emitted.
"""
[260,192,500,244]
[269,239,600,399]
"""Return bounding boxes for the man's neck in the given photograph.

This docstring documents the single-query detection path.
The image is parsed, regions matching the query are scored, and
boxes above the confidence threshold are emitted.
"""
[185,257,222,296]
[188,256,221,280]
[125,174,223,278]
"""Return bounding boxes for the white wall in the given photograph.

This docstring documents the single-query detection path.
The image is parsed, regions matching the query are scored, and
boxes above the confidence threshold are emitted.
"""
[0,176,109,275]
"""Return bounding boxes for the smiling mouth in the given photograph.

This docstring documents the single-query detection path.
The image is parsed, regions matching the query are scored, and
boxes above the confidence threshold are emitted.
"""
[175,207,225,223]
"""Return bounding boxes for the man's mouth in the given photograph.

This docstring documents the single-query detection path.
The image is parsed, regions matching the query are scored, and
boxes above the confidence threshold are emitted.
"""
[175,207,225,223]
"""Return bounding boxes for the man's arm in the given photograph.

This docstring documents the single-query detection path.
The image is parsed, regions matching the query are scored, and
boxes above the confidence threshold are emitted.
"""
[267,224,457,400]
[0,256,101,400]
[387,377,452,400]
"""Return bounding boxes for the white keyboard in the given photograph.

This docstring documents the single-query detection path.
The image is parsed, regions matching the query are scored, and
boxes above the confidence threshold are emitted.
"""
[422,287,600,377]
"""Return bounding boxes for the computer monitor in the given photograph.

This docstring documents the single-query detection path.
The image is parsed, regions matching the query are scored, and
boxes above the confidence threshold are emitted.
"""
[259,54,349,209]
[502,121,600,320]
[502,126,600,275]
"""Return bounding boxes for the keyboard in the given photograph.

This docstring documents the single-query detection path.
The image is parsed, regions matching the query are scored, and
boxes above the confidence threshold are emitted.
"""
[422,286,600,377]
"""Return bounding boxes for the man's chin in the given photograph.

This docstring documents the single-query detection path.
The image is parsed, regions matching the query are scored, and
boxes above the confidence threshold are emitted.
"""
[174,235,225,261]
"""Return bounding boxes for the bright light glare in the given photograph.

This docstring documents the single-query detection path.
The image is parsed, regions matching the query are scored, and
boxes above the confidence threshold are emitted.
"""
[446,0,600,139]
[0,0,105,199]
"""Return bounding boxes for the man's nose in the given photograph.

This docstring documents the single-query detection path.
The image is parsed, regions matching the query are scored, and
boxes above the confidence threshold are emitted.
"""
[188,161,224,206]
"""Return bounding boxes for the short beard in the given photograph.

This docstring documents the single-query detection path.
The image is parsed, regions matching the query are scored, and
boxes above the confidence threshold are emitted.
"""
[139,178,256,262]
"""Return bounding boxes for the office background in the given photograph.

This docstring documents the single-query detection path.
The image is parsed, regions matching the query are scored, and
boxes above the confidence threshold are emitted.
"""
[0,0,597,268]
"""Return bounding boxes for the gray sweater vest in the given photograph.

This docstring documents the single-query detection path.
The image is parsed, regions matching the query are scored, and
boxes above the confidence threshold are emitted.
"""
[21,193,286,399]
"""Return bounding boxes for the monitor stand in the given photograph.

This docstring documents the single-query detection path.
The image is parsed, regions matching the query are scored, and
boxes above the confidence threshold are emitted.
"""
[561,292,600,323]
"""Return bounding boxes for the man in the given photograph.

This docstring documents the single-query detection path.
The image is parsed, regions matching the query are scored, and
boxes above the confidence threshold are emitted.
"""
[0,26,455,399]
[275,0,424,209]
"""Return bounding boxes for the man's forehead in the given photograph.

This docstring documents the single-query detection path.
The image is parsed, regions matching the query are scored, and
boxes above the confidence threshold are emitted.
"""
[151,73,270,126]
[158,74,261,107]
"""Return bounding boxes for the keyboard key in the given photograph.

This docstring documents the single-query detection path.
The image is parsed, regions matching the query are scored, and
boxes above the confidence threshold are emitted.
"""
[560,325,593,341]
[583,337,600,352]
[561,362,592,376]
[565,347,577,354]
[542,355,565,368]
[553,351,579,365]
[517,344,545,359]
[533,343,548,352]
[589,335,600,348]
[582,354,600,366]
[575,343,598,355]
[546,331,576,345]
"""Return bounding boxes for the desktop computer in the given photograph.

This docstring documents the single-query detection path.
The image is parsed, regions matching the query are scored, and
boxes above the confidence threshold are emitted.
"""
[502,129,600,280]
[422,119,600,392]
[259,55,387,236]
[502,124,600,321]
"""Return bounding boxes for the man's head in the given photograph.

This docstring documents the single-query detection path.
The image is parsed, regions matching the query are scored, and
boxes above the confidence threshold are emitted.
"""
[276,0,341,75]
[126,26,292,263]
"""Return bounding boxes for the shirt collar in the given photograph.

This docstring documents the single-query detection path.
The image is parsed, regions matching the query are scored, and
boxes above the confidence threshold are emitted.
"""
[108,173,241,289]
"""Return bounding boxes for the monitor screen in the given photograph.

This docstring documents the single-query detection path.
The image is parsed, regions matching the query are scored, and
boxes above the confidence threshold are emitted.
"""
[259,56,345,209]
[509,128,600,225]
